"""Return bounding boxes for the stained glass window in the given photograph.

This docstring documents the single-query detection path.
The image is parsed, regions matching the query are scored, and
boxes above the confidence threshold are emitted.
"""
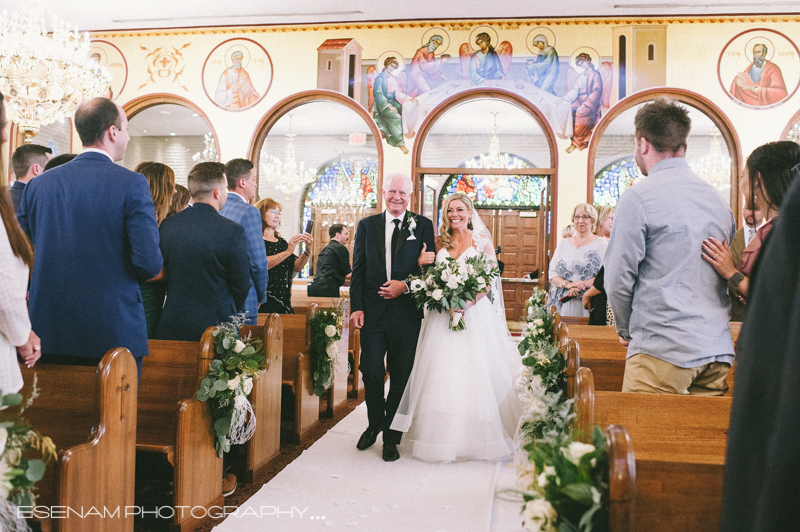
[300,155,378,277]
[440,173,545,209]
[593,156,645,207]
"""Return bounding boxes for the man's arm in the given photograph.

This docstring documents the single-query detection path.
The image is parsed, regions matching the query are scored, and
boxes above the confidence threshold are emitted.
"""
[350,219,367,313]
[335,244,352,279]
[125,176,164,281]
[604,191,647,341]
[227,225,252,312]
[242,206,268,304]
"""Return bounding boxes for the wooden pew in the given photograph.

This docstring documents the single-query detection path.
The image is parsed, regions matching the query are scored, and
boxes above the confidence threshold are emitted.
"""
[605,424,637,532]
[260,304,319,444]
[138,331,222,532]
[19,348,138,532]
[237,314,283,483]
[564,324,739,395]
[575,367,731,532]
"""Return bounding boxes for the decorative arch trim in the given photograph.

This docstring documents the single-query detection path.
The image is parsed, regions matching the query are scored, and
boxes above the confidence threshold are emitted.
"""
[122,93,222,160]
[247,89,384,195]
[779,107,800,141]
[586,87,742,222]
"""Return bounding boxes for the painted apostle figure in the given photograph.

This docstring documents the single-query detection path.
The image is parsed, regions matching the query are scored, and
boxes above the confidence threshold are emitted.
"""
[409,35,451,97]
[563,53,603,153]
[215,51,260,109]
[730,43,788,107]
[526,34,559,95]
[372,57,414,154]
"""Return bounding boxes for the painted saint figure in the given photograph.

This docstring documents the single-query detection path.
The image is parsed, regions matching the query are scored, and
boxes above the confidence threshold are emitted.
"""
[730,43,788,107]
[372,57,413,154]
[469,32,505,84]
[526,35,559,95]
[409,35,451,97]
[215,51,260,110]
[563,53,603,153]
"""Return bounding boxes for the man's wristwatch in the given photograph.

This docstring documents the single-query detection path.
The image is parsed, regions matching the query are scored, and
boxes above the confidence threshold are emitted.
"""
[727,271,745,289]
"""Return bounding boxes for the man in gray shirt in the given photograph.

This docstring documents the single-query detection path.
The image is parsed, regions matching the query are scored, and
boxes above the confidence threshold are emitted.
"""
[605,98,736,395]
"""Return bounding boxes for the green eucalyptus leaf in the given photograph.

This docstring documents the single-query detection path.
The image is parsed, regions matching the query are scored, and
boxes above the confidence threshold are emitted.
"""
[222,337,231,350]
[197,388,209,401]
[25,460,46,482]
[3,393,22,406]
[210,359,222,370]
[213,379,228,392]
[215,418,231,436]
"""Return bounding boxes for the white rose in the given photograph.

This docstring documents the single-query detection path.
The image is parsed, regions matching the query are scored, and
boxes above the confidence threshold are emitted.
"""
[477,277,486,288]
[233,340,246,353]
[561,441,596,466]
[446,277,459,290]
[432,289,444,301]
[544,465,556,476]
[426,277,434,287]
[410,279,425,292]
[522,499,557,532]
[441,270,450,282]
[467,265,476,276]
[534,319,544,326]
[326,343,339,359]
[227,375,241,390]
[458,265,468,277]
[536,471,548,488]
[591,486,601,504]
[527,306,535,316]
[325,324,337,337]
[0,427,6,455]
[243,377,254,395]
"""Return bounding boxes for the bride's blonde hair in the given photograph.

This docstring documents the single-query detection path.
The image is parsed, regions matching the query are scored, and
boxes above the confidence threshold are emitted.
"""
[437,192,475,250]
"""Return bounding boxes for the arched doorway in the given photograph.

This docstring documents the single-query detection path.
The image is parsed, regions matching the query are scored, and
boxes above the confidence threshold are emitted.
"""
[587,88,742,219]
[411,89,559,319]
[249,90,383,279]
[122,94,220,187]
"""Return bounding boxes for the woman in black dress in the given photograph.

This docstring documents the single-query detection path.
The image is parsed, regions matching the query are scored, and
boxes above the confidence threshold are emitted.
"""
[256,198,312,314]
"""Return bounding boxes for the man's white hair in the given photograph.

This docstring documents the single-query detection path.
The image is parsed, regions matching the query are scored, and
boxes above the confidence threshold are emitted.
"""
[382,173,414,193]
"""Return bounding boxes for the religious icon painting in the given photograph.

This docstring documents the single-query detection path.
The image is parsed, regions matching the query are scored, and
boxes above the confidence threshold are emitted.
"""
[89,40,128,100]
[718,28,800,110]
[202,38,273,112]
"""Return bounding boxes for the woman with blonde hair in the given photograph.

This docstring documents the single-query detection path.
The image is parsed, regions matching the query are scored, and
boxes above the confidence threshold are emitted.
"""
[256,198,312,314]
[548,203,607,317]
[595,205,614,239]
[391,192,523,462]
[0,91,41,395]
[134,161,176,337]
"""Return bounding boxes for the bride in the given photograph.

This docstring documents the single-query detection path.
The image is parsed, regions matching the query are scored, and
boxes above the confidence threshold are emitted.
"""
[390,192,524,461]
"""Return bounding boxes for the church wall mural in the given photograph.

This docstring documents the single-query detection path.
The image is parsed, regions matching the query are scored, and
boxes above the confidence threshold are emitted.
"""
[12,15,800,241]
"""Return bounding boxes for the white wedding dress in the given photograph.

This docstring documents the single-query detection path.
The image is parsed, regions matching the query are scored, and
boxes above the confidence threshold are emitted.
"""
[390,236,524,462]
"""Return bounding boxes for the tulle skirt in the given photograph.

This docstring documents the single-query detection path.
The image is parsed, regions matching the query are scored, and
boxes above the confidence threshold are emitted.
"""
[390,297,524,462]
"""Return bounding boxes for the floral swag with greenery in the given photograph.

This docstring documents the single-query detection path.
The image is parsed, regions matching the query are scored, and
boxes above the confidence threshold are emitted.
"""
[309,308,344,397]
[196,315,270,458]
[505,290,609,532]
[0,380,57,531]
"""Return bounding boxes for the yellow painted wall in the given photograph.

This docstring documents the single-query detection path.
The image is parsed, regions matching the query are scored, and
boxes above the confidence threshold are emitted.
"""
[72,16,800,230]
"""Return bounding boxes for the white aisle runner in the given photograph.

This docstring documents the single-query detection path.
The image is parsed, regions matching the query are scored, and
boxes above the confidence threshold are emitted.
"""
[211,401,525,532]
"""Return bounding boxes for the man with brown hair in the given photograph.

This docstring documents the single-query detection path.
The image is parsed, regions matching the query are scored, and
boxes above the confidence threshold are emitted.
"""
[604,97,736,396]
[9,144,52,214]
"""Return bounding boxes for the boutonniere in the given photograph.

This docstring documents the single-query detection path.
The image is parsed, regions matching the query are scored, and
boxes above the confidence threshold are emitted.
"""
[405,214,418,240]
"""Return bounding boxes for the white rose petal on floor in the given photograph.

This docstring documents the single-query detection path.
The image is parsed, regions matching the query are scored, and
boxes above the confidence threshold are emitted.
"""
[211,401,526,531]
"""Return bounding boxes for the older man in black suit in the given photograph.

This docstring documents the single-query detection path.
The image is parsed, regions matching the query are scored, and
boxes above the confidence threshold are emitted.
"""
[350,173,435,462]
[156,162,251,342]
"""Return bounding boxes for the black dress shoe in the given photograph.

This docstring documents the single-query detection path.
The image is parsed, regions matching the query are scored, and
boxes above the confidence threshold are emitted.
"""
[382,443,400,462]
[356,427,380,450]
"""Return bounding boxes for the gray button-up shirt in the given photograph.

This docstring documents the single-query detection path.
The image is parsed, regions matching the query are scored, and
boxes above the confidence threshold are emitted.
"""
[605,157,736,368]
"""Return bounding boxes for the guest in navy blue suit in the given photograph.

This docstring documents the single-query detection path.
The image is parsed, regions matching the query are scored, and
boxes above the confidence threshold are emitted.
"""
[156,162,251,342]
[18,97,163,379]
[9,144,51,215]
[350,173,435,462]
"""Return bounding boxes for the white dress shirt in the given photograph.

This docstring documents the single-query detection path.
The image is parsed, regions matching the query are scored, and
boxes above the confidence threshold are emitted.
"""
[0,214,30,394]
[385,211,406,281]
[82,148,115,162]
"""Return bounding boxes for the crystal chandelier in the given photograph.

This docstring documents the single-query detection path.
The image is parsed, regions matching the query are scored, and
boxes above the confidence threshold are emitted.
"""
[0,6,112,142]
[192,133,218,163]
[260,113,316,199]
[309,154,373,208]
[690,127,732,193]
[464,112,529,171]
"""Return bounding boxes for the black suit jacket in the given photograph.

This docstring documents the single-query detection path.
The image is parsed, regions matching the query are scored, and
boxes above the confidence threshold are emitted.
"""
[308,240,351,297]
[350,211,435,325]
[156,203,251,341]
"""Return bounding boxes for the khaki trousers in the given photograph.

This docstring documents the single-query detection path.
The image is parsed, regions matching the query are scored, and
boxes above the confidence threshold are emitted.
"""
[622,353,730,396]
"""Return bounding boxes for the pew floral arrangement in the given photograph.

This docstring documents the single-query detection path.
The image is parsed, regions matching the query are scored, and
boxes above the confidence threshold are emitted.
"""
[521,339,567,396]
[196,315,265,457]
[518,289,555,350]
[517,427,609,532]
[309,308,345,397]
[406,252,500,331]
[0,382,57,509]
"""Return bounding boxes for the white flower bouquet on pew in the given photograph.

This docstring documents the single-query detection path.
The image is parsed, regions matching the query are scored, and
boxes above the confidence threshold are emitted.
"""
[406,252,500,331]
[196,314,268,457]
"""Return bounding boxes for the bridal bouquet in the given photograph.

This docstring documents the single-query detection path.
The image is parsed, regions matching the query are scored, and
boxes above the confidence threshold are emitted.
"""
[407,252,500,331]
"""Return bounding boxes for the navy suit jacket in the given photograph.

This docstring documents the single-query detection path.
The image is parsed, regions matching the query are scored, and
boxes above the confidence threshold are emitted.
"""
[350,211,435,325]
[156,203,251,341]
[9,181,25,214]
[17,151,163,359]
